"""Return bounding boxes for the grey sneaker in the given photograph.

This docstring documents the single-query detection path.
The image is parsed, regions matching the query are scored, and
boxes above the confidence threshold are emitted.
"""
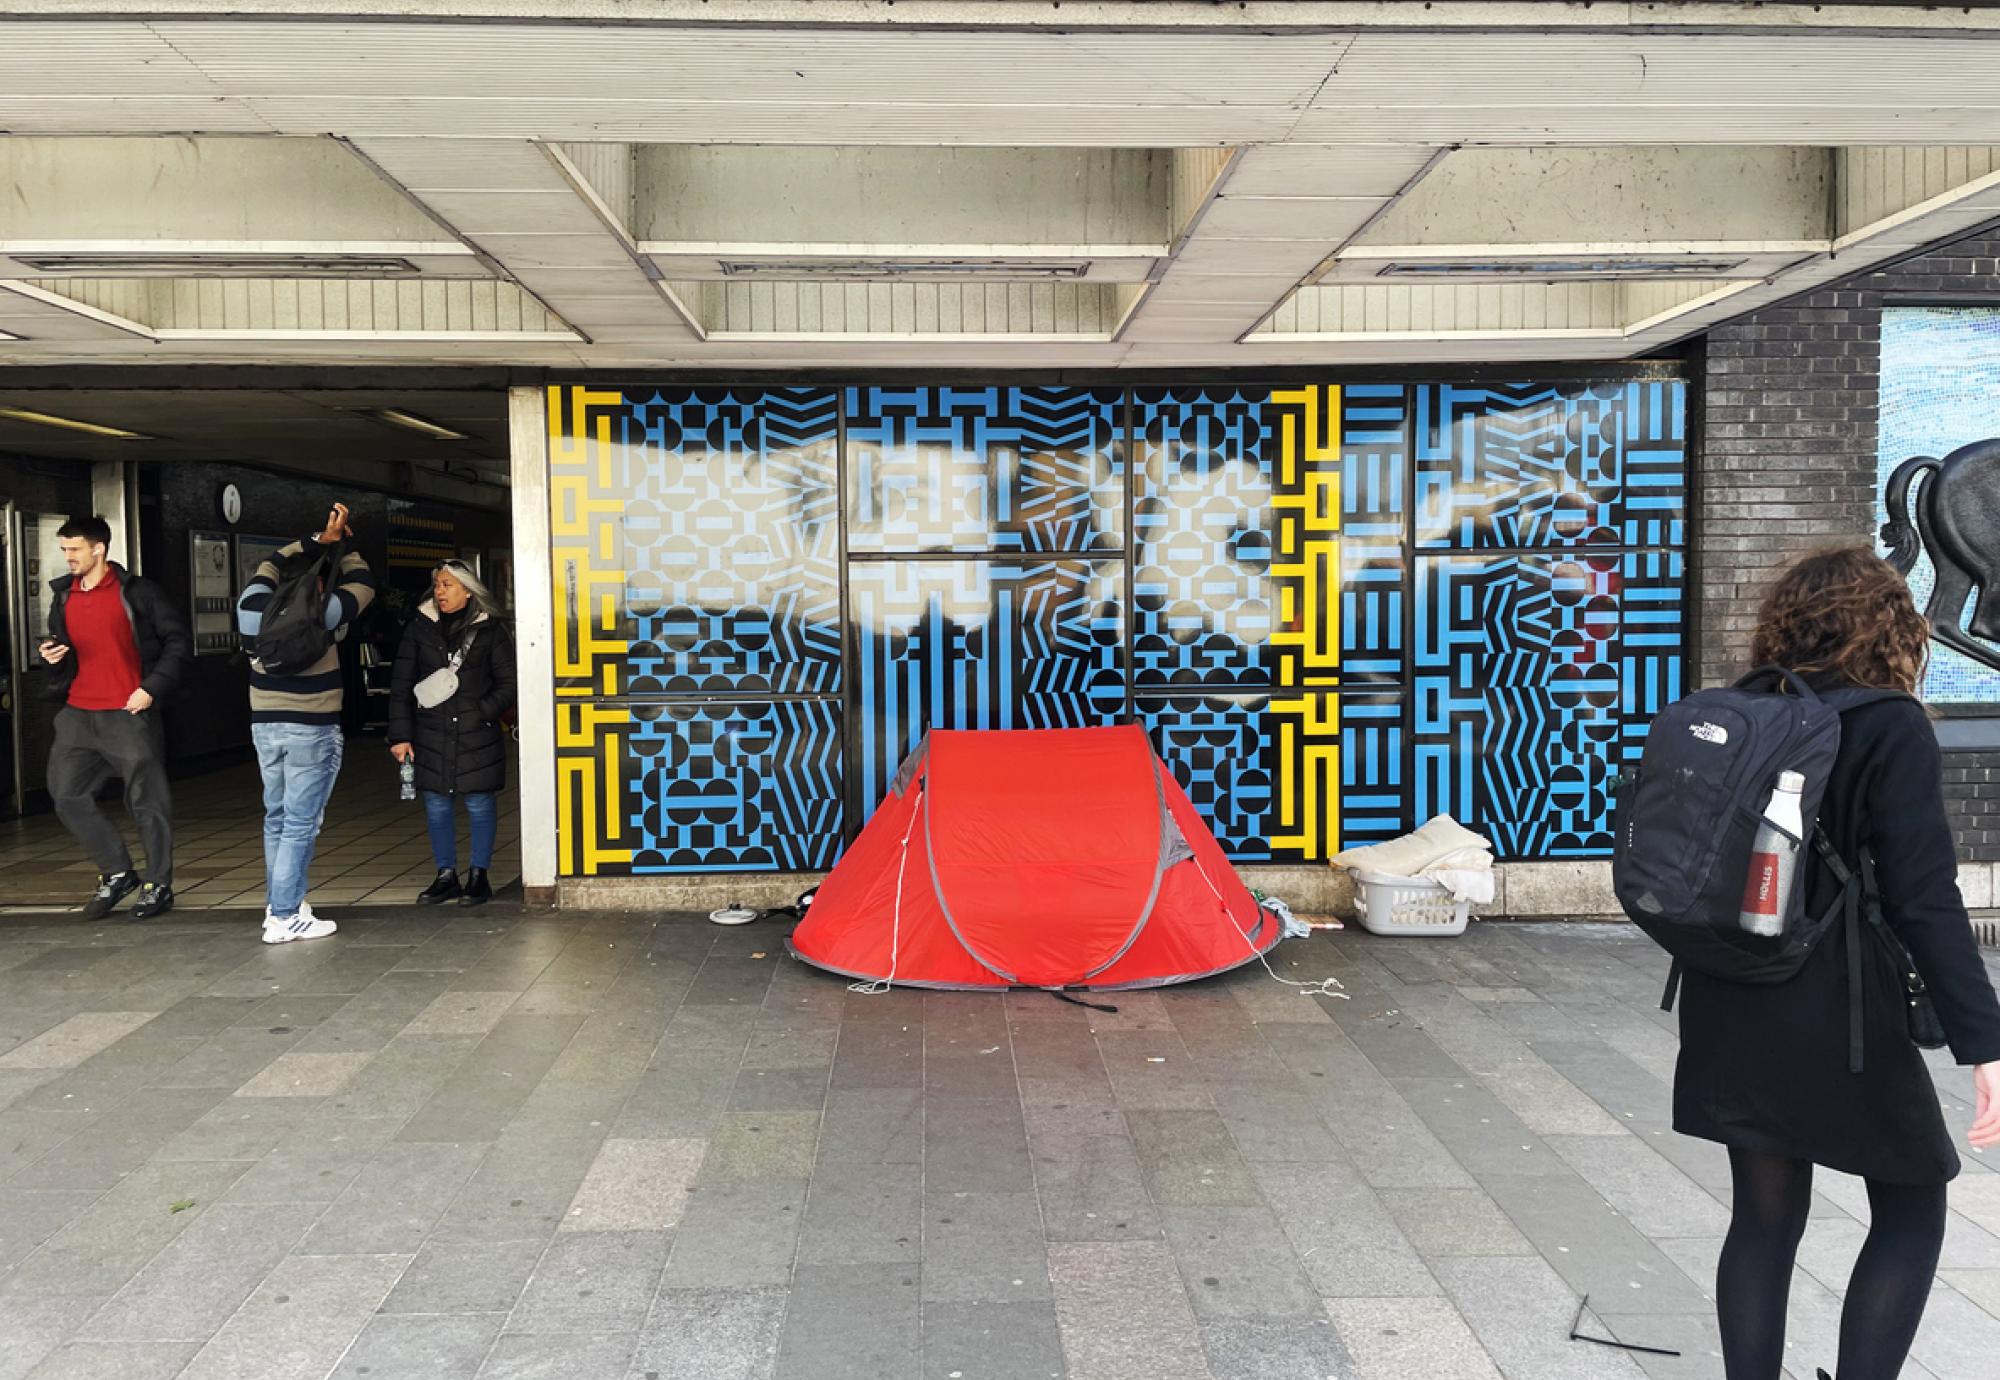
[129,883,174,921]
[81,871,139,920]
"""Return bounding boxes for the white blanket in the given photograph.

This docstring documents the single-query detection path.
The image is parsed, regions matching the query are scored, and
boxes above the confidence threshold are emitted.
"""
[1332,813,1494,878]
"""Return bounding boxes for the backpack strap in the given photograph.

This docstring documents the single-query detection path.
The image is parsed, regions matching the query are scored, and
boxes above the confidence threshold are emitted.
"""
[1819,687,1915,715]
[1733,665,1826,701]
[1810,830,1869,1074]
[1659,959,1683,1014]
[1812,690,1915,1073]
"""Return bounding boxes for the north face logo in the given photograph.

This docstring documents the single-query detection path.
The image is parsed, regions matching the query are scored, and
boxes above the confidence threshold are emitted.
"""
[1689,722,1729,745]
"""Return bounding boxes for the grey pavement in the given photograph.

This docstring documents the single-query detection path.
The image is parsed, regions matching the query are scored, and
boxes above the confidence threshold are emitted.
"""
[0,907,1997,1379]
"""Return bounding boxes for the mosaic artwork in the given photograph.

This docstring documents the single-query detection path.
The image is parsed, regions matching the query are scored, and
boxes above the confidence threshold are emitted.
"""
[1878,307,2000,703]
[550,379,1689,874]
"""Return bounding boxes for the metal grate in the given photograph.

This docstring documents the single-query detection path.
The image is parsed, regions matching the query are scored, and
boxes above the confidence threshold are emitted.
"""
[1974,918,2000,949]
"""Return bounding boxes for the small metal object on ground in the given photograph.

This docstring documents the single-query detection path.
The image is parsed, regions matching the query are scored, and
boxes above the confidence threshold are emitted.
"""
[1568,1294,1683,1358]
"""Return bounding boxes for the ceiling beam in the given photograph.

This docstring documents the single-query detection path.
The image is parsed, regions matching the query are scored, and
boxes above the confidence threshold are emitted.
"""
[346,137,701,349]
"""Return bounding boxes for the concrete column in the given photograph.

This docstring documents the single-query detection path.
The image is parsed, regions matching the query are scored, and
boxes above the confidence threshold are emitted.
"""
[89,461,133,568]
[508,385,559,903]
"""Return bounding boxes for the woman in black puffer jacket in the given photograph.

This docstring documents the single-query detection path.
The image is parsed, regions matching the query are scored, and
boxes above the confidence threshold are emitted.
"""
[388,560,517,906]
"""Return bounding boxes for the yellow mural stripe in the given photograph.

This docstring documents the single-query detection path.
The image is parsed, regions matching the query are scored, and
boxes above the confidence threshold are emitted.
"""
[548,387,633,877]
[1267,385,1343,861]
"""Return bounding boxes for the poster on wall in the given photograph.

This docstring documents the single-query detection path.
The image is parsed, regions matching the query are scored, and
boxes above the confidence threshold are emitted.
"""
[189,531,236,656]
[19,513,68,656]
[1878,307,2000,706]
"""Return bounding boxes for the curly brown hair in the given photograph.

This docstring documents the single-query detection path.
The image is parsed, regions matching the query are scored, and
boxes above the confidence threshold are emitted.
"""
[1749,546,1930,693]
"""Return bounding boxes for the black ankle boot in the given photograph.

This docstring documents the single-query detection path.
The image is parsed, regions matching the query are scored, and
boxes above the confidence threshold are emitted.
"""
[416,868,461,904]
[458,868,492,907]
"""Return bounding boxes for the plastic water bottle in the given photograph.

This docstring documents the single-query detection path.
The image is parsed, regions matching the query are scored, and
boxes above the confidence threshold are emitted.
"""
[399,757,416,801]
[1738,771,1806,937]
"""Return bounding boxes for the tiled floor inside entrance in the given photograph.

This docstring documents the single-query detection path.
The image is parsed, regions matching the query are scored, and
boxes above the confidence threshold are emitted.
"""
[0,911,1996,1379]
[0,745,522,912]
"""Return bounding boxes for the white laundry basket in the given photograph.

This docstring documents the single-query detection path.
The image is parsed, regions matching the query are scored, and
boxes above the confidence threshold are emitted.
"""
[1352,869,1472,937]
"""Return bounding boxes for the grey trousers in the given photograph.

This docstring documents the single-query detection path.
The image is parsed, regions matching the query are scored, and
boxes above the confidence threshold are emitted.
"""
[48,706,174,885]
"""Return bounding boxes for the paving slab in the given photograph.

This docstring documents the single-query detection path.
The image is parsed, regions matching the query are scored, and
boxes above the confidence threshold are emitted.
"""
[1323,1296,1502,1380]
[508,1228,672,1334]
[633,1287,787,1380]
[773,1262,920,1380]
[326,1312,503,1380]
[1049,1241,1210,1380]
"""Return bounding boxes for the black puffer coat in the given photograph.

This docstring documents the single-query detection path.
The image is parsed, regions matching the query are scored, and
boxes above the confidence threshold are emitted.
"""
[388,602,517,796]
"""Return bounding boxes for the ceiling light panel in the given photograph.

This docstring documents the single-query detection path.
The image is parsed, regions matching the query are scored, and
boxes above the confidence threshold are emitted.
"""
[717,258,1092,281]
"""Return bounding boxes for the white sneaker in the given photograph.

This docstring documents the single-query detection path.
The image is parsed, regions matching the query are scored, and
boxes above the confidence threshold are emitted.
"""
[262,908,337,945]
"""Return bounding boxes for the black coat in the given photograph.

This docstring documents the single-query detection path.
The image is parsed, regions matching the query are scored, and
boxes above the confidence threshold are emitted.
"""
[43,564,193,704]
[388,603,516,796]
[1675,685,2000,1183]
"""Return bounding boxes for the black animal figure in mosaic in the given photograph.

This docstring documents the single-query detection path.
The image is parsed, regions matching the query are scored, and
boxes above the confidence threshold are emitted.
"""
[1882,437,2000,673]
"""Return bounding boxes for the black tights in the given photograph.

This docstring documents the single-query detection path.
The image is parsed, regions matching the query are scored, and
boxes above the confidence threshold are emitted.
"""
[1717,1148,1947,1379]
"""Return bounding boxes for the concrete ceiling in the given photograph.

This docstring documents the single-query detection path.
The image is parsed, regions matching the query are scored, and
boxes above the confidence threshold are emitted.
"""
[0,388,510,502]
[3,4,2000,368]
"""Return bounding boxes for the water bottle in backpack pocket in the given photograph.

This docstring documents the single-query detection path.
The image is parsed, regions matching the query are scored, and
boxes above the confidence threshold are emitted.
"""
[1613,669,1914,1071]
[1737,771,1805,938]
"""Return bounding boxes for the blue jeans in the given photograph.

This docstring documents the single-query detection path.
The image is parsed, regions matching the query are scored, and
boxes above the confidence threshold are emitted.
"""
[423,790,497,871]
[252,724,344,920]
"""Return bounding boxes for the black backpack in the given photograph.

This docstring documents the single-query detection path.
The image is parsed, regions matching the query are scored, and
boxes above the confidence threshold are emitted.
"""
[1612,668,1909,1071]
[253,541,343,677]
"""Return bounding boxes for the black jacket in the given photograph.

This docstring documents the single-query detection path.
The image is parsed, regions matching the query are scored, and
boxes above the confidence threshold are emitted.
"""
[1675,687,2000,1183]
[42,563,194,705]
[388,602,516,796]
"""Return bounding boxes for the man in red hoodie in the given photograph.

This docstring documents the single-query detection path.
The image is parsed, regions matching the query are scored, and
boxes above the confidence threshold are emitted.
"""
[38,516,192,920]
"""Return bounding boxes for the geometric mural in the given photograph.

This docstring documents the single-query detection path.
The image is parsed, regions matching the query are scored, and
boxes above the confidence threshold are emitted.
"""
[1413,549,1685,858]
[1414,380,1687,551]
[848,385,1124,553]
[1131,385,1274,688]
[548,377,1688,875]
[850,557,1126,814]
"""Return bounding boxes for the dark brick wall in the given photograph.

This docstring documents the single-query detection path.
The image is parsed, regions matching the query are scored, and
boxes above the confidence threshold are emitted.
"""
[1695,229,2000,862]
[1944,755,1998,860]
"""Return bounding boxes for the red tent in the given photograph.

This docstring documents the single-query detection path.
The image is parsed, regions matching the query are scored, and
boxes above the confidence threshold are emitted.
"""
[788,725,1277,991]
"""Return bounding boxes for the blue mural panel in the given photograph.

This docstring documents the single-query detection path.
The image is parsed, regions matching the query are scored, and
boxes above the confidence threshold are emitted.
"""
[558,386,841,698]
[1341,384,1407,686]
[846,385,1124,553]
[851,558,1126,815]
[1132,386,1274,688]
[1142,691,1274,860]
[552,377,1690,875]
[624,698,845,873]
[1414,550,1684,859]
[1414,381,1686,551]
[1340,692,1408,848]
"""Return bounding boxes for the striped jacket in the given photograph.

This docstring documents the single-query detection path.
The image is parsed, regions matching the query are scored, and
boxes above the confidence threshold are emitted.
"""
[235,539,375,725]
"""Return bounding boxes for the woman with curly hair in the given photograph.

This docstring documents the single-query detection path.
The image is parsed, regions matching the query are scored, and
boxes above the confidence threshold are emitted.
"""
[1675,546,2000,1380]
